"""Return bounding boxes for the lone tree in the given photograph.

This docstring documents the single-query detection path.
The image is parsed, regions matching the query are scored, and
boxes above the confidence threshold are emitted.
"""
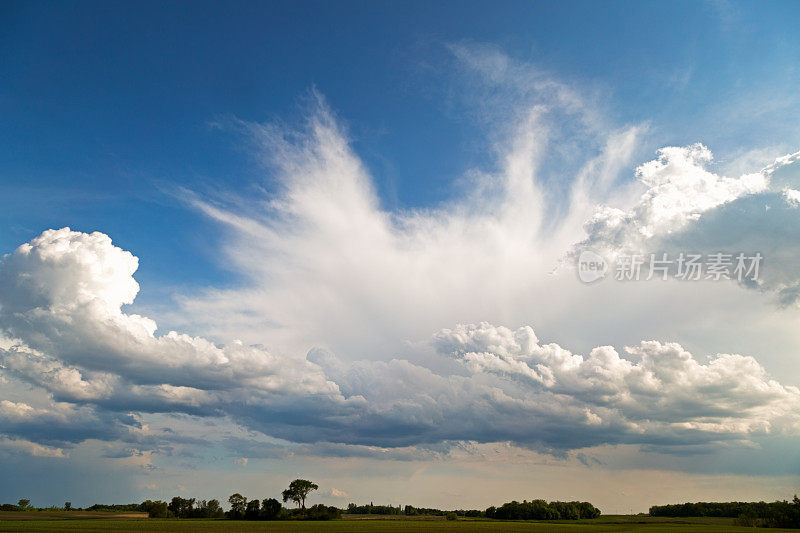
[282,479,318,513]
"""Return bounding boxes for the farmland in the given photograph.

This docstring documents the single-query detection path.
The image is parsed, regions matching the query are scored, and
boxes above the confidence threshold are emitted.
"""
[1,513,798,533]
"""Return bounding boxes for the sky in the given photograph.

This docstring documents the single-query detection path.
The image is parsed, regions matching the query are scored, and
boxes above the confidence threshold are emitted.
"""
[2,0,800,514]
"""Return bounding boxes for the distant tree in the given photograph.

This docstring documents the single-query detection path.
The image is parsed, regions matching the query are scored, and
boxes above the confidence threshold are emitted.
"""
[227,493,247,519]
[206,499,223,516]
[261,498,282,520]
[649,496,800,528]
[196,499,224,518]
[140,500,170,518]
[17,499,31,510]
[168,496,195,518]
[551,501,579,520]
[575,501,601,519]
[305,504,341,520]
[486,499,599,521]
[445,512,458,521]
[402,505,445,516]
[245,499,261,520]
[64,502,71,511]
[282,479,318,513]
[347,503,402,515]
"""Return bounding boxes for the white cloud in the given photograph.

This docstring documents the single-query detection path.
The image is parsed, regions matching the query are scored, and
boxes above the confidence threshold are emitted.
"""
[435,323,800,436]
[1,228,798,458]
[0,436,67,458]
[177,84,644,361]
[578,147,800,304]
[0,228,340,401]
[783,188,800,206]
[1,46,800,481]
[0,399,39,420]
[581,143,767,249]
[327,488,348,498]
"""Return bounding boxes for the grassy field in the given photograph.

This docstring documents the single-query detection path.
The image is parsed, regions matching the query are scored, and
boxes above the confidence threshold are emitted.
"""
[0,513,797,532]
[0,512,147,521]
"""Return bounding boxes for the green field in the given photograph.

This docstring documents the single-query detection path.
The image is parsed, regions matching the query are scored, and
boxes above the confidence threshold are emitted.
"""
[0,513,798,533]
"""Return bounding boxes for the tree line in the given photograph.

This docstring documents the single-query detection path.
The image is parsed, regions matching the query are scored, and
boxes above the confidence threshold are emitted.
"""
[2,492,600,522]
[344,500,600,520]
[142,479,340,520]
[9,487,800,528]
[135,497,604,521]
[344,503,481,518]
[3,482,599,523]
[485,500,601,520]
[649,496,800,528]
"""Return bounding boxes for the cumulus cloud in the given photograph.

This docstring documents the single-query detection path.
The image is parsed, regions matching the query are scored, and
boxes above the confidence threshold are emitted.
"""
[578,145,800,304]
[1,227,799,460]
[435,323,800,437]
[0,228,339,398]
[582,143,767,246]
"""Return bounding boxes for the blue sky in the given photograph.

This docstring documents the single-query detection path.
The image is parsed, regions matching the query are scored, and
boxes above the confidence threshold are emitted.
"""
[4,0,800,293]
[2,0,800,512]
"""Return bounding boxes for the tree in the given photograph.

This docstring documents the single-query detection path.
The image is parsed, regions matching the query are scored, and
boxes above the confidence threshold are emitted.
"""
[17,499,31,510]
[228,493,247,519]
[261,498,282,520]
[140,500,169,518]
[245,499,261,520]
[305,504,341,520]
[196,499,224,518]
[64,502,71,511]
[282,479,318,513]
[168,496,195,518]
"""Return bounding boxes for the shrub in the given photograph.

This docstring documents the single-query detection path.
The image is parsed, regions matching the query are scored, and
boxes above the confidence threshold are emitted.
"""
[305,504,341,520]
